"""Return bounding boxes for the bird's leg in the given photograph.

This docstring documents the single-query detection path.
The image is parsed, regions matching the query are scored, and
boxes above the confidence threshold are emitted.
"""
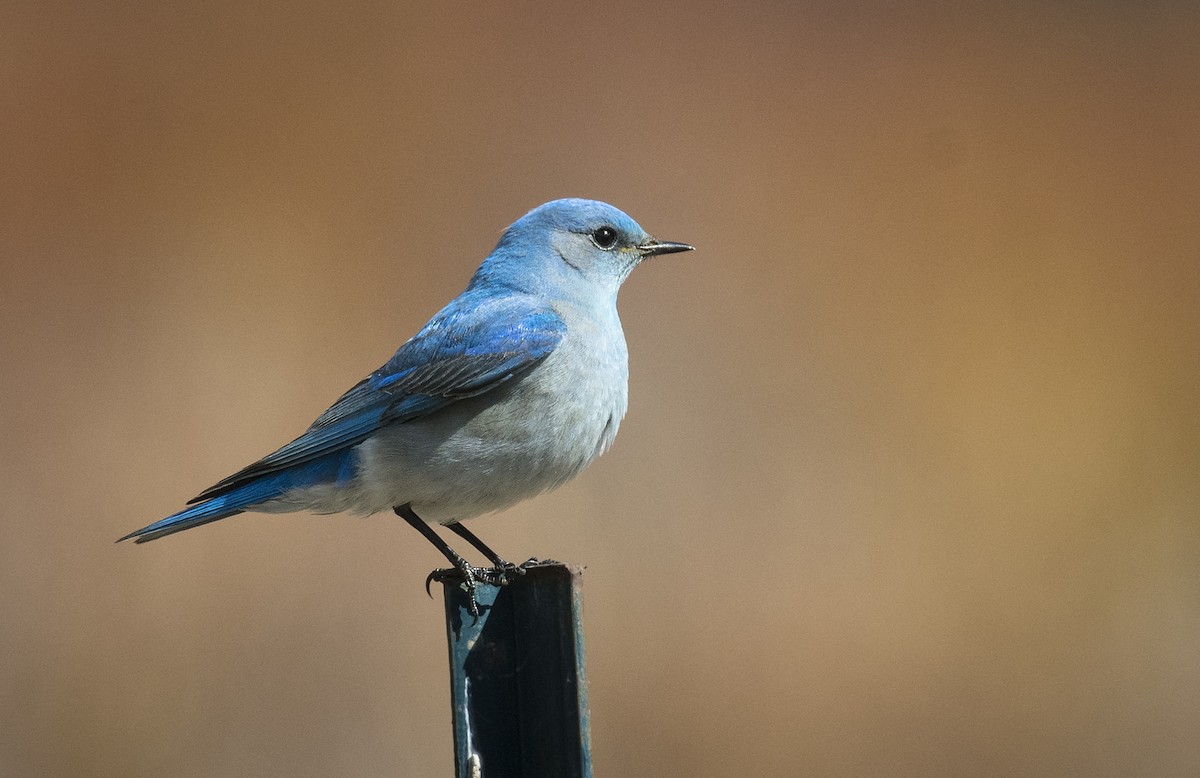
[445,522,530,581]
[395,504,509,618]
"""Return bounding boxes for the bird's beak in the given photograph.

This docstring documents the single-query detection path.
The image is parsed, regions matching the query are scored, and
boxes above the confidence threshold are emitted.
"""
[636,239,695,257]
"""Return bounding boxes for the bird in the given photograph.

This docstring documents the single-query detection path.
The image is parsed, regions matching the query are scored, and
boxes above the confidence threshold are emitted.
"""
[120,198,692,614]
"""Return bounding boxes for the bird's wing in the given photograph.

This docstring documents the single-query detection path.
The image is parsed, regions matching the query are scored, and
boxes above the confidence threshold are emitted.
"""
[189,297,566,503]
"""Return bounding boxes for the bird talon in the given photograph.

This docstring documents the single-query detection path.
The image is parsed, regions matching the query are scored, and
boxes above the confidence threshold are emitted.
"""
[473,566,510,587]
[423,561,515,619]
[424,569,441,598]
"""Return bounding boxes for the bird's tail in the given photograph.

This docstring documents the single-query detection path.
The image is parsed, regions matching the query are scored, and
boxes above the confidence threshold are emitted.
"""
[117,477,290,544]
[120,449,359,544]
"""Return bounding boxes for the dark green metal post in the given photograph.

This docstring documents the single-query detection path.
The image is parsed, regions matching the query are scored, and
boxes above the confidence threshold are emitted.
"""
[440,562,593,778]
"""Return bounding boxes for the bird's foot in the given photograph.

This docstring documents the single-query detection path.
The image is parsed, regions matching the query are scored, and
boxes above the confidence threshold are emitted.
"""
[424,560,523,618]
[490,558,528,580]
[423,557,555,618]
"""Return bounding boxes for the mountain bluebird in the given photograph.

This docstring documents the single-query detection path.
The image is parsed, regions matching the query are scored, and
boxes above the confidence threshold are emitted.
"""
[121,198,692,613]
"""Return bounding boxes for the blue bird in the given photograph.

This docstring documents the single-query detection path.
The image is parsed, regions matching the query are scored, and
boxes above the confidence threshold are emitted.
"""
[121,198,692,613]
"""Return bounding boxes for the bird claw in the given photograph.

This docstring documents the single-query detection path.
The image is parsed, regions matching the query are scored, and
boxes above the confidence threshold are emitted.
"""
[425,561,527,618]
[424,569,441,599]
[488,560,526,580]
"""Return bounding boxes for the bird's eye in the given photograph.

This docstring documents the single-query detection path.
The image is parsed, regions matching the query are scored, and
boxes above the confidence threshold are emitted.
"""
[591,226,618,249]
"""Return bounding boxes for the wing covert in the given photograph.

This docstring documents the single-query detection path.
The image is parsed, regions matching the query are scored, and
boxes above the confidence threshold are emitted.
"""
[189,299,565,503]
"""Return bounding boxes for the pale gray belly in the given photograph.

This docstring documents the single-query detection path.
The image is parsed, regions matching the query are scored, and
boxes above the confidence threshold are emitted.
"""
[332,344,626,522]
[259,321,629,523]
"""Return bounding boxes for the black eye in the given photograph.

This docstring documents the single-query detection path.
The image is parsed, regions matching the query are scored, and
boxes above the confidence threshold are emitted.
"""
[591,226,618,249]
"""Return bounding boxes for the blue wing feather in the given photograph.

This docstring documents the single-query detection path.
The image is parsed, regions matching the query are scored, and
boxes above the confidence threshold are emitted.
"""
[186,295,565,504]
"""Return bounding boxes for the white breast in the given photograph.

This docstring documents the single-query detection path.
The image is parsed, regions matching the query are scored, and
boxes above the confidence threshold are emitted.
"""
[341,302,630,524]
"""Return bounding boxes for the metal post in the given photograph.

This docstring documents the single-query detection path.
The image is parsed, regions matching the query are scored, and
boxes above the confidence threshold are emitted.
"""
[439,562,593,778]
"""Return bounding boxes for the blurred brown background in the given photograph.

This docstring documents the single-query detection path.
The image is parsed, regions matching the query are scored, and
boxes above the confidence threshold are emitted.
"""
[3,1,1198,775]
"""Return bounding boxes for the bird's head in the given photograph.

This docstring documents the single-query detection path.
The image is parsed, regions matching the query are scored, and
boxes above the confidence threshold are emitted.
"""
[472,198,693,300]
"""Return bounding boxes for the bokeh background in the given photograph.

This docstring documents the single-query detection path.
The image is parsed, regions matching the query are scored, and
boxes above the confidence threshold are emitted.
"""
[3,2,1198,775]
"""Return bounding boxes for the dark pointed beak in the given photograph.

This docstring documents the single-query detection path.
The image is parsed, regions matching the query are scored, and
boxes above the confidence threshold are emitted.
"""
[636,239,695,257]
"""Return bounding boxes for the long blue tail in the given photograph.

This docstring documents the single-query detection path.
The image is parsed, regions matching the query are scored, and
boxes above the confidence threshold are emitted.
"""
[118,479,282,543]
[119,451,356,543]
